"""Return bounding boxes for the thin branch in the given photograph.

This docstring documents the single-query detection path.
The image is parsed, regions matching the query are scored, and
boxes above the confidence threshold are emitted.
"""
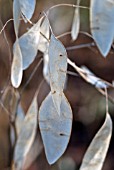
[67,58,114,104]
[67,58,113,87]
[57,31,93,40]
[41,30,95,51]
[21,13,34,25]
[66,42,95,50]
[0,15,33,36]
[67,70,79,77]
[47,4,89,14]
[0,18,12,67]
[57,31,71,39]
[0,17,26,36]
[79,31,93,39]
[40,31,50,42]
[0,18,14,35]
[105,87,109,113]
[0,18,12,101]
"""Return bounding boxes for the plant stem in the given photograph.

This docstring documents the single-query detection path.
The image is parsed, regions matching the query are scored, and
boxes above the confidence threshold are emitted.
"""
[66,42,95,50]
[47,3,89,14]
[67,58,114,104]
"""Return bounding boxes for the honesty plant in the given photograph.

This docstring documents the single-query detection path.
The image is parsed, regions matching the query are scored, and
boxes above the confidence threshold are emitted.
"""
[1,0,113,169]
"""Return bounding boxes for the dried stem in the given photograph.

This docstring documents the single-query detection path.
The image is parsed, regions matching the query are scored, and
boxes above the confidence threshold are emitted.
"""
[57,31,71,39]
[67,58,114,104]
[0,18,12,101]
[0,18,14,35]
[21,13,34,25]
[47,4,89,14]
[67,70,79,77]
[40,31,50,42]
[66,42,95,50]
[105,87,109,113]
[79,31,93,39]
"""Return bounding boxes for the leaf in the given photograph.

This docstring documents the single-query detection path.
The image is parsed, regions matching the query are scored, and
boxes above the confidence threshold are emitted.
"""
[39,92,72,165]
[2,86,20,118]
[80,113,112,170]
[90,0,114,57]
[1,87,20,146]
[13,94,38,169]
[43,51,50,84]
[49,34,67,114]
[10,124,16,147]
[13,0,21,37]
[71,0,80,41]
[81,66,108,88]
[38,17,50,53]
[11,41,23,88]
[16,17,43,70]
[18,0,36,21]
[40,17,50,83]
[15,103,25,136]
[1,86,20,146]
[23,134,43,170]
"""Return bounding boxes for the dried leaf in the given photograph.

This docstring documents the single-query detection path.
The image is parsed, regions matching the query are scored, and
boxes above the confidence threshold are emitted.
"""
[18,0,36,21]
[81,66,108,88]
[90,0,114,56]
[23,134,43,170]
[2,87,20,146]
[39,92,72,165]
[71,0,80,41]
[2,86,20,118]
[13,0,21,37]
[38,17,50,53]
[11,41,23,88]
[13,94,38,169]
[1,86,20,146]
[43,51,50,84]
[49,34,67,114]
[40,17,50,84]
[17,17,43,70]
[15,103,25,136]
[80,113,112,170]
[10,124,16,147]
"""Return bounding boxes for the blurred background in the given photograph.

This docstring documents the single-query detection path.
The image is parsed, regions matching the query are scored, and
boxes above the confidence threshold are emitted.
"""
[0,0,114,169]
